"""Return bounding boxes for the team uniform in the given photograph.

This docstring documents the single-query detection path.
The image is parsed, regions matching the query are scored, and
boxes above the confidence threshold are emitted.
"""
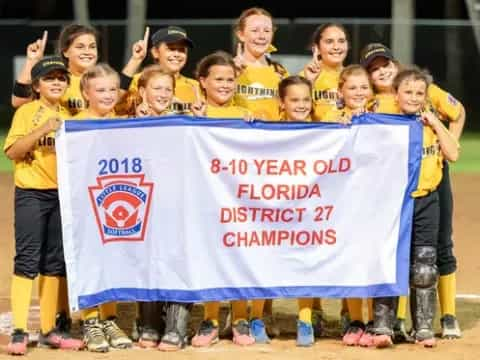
[60,74,85,115]
[234,62,289,121]
[371,86,463,335]
[5,97,84,353]
[191,104,254,348]
[300,68,341,121]
[373,115,452,346]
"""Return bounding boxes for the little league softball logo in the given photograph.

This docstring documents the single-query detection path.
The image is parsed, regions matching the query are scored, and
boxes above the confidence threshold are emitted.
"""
[88,174,154,243]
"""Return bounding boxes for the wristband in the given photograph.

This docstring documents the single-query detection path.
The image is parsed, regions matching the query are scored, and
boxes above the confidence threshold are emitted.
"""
[12,81,32,98]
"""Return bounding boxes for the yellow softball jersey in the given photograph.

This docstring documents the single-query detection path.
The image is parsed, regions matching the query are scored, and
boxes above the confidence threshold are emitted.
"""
[235,64,288,121]
[4,100,69,189]
[299,68,341,121]
[206,104,251,119]
[412,123,445,198]
[72,110,118,120]
[124,72,199,115]
[372,84,462,122]
[322,107,356,123]
[61,74,85,116]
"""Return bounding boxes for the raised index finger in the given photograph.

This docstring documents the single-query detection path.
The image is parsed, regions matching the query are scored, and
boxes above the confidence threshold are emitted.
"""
[236,43,243,58]
[143,26,150,44]
[40,30,48,51]
[312,46,320,65]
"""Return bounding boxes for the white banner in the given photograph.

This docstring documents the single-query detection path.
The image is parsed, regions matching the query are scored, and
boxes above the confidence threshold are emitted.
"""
[56,114,422,311]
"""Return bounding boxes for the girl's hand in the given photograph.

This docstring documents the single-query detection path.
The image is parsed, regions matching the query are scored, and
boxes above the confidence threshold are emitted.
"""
[131,27,149,61]
[42,116,62,134]
[243,112,255,122]
[191,86,207,117]
[233,43,247,72]
[135,100,151,117]
[303,46,322,83]
[420,110,440,127]
[26,30,48,63]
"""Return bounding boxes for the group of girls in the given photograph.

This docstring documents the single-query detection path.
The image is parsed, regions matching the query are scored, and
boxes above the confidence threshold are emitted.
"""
[4,5,464,355]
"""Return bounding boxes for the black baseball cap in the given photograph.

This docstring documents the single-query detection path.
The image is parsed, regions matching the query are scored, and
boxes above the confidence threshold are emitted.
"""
[360,43,395,69]
[31,56,68,81]
[151,26,194,48]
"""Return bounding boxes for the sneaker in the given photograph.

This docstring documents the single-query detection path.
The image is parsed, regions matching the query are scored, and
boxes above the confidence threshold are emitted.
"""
[413,329,436,348]
[83,318,109,352]
[158,331,187,351]
[138,326,160,348]
[38,329,84,350]
[263,313,281,338]
[441,315,461,339]
[358,321,375,347]
[7,329,28,355]
[103,317,132,349]
[373,334,393,348]
[312,310,326,338]
[191,320,219,347]
[342,321,365,346]
[232,320,255,346]
[296,321,314,347]
[250,318,271,344]
[393,318,414,343]
[55,311,72,337]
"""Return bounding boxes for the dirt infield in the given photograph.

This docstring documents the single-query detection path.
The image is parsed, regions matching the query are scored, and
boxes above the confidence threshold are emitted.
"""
[0,172,479,359]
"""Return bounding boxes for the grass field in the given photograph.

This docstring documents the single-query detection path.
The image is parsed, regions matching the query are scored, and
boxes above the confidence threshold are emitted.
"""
[0,130,479,173]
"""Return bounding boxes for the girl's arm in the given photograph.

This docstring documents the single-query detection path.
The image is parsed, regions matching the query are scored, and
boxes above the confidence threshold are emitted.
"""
[422,111,460,162]
[5,117,61,161]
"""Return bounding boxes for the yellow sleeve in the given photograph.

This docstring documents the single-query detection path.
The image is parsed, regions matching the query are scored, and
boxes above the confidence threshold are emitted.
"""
[4,106,28,151]
[427,83,462,122]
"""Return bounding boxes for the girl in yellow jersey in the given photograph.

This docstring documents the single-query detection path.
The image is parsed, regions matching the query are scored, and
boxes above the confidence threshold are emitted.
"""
[323,65,377,347]
[119,25,200,115]
[360,43,465,340]
[232,7,289,342]
[188,51,254,348]
[371,67,459,348]
[277,75,318,347]
[72,64,133,352]
[4,57,84,355]
[233,7,289,121]
[302,23,349,121]
[12,24,99,116]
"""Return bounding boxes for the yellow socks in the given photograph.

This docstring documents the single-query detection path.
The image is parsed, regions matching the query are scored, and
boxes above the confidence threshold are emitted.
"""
[346,298,363,322]
[367,298,374,322]
[232,300,248,323]
[38,275,60,334]
[397,296,407,320]
[204,302,220,327]
[439,273,456,316]
[250,299,265,319]
[298,298,313,323]
[99,302,117,320]
[10,275,33,330]
[82,307,99,320]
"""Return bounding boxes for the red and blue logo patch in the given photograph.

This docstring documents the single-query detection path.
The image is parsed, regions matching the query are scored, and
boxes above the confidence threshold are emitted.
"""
[88,174,154,243]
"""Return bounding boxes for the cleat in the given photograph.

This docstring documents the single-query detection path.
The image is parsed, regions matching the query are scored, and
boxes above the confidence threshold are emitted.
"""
[103,317,132,349]
[7,329,28,355]
[250,318,271,344]
[232,320,254,346]
[83,318,109,352]
[358,321,375,347]
[38,329,84,350]
[296,320,314,347]
[373,334,393,348]
[191,320,219,347]
[138,326,159,348]
[342,321,365,346]
[441,315,461,339]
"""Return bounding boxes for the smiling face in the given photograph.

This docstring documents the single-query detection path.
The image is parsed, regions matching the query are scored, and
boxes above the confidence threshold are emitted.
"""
[139,73,174,115]
[82,74,119,117]
[340,73,372,111]
[151,41,188,75]
[63,33,98,74]
[281,83,312,121]
[33,70,69,104]
[315,26,348,68]
[237,14,274,59]
[199,64,236,107]
[395,77,427,115]
[368,58,399,93]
